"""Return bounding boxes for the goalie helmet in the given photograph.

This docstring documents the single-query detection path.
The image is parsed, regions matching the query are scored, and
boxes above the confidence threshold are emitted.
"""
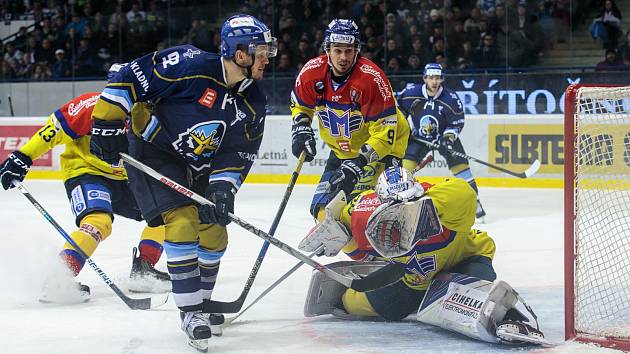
[375,166,424,203]
[221,14,277,58]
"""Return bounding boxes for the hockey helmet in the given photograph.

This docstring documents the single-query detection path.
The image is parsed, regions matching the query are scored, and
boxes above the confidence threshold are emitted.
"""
[375,166,424,203]
[323,19,362,52]
[221,14,277,58]
[423,63,443,78]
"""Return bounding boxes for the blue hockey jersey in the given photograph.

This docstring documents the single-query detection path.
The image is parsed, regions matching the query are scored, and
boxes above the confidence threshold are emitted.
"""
[93,45,267,191]
[397,84,465,143]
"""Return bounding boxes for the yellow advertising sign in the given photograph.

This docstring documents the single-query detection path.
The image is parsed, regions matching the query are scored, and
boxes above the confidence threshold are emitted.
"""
[488,124,564,174]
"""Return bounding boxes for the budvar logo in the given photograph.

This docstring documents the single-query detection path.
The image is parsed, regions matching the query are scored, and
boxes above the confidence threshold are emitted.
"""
[296,57,324,86]
[67,95,99,116]
[359,64,391,101]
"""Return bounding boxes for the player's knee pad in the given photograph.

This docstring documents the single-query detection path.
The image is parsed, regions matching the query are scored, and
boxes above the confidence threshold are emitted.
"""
[417,272,520,344]
[198,223,228,253]
[63,211,113,257]
[342,289,378,317]
[161,205,200,243]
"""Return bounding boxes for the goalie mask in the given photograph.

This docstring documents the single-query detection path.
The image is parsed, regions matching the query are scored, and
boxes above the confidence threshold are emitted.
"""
[365,196,442,258]
[375,166,424,203]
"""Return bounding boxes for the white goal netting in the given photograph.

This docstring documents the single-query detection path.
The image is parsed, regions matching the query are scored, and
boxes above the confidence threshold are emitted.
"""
[572,86,630,340]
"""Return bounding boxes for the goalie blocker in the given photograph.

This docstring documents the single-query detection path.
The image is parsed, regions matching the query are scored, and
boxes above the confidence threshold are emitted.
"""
[304,264,551,347]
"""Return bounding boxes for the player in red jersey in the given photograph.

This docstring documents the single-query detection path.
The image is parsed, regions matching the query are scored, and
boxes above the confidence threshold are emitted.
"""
[289,19,410,220]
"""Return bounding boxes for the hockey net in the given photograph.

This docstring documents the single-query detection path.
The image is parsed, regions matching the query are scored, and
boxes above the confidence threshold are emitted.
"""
[565,84,630,350]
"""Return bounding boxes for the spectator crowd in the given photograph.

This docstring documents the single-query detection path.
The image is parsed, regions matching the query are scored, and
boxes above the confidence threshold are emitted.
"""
[0,0,627,82]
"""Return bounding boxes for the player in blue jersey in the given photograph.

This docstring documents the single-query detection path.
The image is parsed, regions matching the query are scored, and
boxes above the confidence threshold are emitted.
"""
[397,63,486,220]
[87,14,276,351]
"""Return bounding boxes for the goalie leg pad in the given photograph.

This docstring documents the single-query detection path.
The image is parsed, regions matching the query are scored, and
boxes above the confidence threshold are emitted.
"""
[303,261,387,317]
[417,273,519,343]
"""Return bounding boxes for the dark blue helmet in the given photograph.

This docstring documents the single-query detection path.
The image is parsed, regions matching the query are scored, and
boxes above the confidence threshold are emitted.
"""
[221,14,277,58]
[323,19,361,51]
[423,63,443,78]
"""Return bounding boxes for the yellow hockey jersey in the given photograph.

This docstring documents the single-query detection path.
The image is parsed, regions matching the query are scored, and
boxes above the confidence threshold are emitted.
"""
[340,177,496,291]
[18,92,127,181]
[290,55,409,160]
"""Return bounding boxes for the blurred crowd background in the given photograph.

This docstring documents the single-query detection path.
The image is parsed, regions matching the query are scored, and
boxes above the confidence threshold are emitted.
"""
[0,0,628,82]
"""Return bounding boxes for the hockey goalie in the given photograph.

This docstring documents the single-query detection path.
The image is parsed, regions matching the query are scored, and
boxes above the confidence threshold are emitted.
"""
[298,166,550,346]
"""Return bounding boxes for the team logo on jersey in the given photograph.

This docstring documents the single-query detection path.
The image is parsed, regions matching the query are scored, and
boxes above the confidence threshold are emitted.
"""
[172,121,226,171]
[402,251,436,283]
[319,108,362,138]
[419,115,440,141]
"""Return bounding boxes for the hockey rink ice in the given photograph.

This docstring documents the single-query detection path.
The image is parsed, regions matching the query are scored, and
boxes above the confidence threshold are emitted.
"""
[0,180,621,354]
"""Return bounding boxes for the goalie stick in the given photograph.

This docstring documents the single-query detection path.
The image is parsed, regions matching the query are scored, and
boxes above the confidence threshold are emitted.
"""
[120,153,406,293]
[204,152,306,313]
[413,137,540,179]
[14,181,168,310]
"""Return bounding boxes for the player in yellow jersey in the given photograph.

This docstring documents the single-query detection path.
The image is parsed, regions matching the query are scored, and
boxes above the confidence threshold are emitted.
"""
[289,19,410,220]
[299,166,549,346]
[0,92,168,303]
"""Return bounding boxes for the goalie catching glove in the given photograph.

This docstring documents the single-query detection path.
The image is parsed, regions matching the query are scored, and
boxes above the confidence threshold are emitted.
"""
[299,191,350,256]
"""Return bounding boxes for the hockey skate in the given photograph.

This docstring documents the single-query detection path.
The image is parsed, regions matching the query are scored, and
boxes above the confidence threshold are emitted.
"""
[475,199,486,222]
[128,247,171,293]
[40,279,90,304]
[496,320,552,347]
[181,311,212,353]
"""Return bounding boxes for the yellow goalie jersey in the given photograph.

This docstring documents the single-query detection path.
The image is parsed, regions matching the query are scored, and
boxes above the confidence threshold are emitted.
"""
[340,177,496,291]
[290,55,409,160]
[18,92,127,181]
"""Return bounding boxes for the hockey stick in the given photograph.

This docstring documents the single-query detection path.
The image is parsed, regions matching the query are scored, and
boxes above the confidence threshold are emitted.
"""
[225,249,320,325]
[204,152,306,313]
[13,181,169,310]
[120,153,405,293]
[413,137,541,178]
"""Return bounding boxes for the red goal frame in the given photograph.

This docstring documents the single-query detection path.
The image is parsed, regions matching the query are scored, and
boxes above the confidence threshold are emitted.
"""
[564,83,630,351]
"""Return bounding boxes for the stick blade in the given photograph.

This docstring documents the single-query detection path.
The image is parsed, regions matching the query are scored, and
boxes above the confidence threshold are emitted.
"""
[523,159,541,178]
[126,292,170,310]
[202,297,244,314]
[348,262,405,292]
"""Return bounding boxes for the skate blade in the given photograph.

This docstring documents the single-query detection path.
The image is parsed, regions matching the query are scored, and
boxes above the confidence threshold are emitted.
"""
[496,329,554,347]
[210,324,223,337]
[187,338,208,353]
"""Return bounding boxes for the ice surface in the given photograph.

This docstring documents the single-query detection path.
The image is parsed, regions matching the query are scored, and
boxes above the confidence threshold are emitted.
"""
[0,181,621,353]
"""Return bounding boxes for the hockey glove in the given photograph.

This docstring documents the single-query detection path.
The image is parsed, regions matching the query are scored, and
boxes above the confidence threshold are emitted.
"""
[199,182,235,227]
[329,155,367,196]
[438,132,456,156]
[291,115,316,162]
[0,150,32,190]
[90,119,128,165]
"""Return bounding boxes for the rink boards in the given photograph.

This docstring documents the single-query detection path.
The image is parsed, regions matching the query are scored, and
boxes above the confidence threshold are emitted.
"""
[0,115,566,188]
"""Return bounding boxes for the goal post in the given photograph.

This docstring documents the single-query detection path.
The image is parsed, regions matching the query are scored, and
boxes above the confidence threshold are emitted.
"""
[564,84,630,350]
